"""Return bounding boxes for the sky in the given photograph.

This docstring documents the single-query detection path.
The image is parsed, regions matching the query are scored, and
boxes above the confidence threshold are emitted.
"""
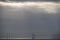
[0,0,60,2]
[9,0,60,1]
[0,1,60,39]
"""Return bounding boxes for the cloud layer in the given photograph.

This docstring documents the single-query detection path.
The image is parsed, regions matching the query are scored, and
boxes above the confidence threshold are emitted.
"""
[0,2,60,39]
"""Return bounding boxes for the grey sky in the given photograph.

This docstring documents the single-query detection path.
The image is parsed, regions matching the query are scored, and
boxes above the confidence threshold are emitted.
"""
[9,0,59,1]
[0,0,59,2]
[0,2,60,39]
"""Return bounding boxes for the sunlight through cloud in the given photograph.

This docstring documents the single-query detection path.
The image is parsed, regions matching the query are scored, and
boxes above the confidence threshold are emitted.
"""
[0,2,60,14]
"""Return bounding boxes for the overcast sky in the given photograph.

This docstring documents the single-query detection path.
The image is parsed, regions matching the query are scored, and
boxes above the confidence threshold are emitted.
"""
[0,2,60,38]
[0,0,59,2]
[9,0,60,2]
